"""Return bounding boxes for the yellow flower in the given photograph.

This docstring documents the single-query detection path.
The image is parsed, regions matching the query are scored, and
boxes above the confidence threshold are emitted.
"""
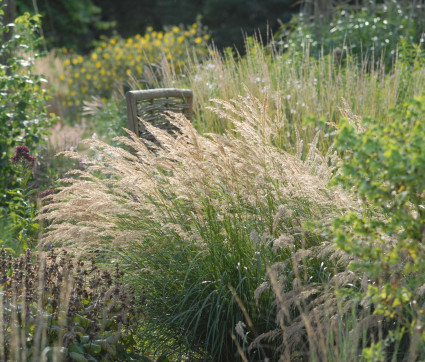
[172,26,180,33]
[126,69,132,75]
[59,74,65,80]
[184,31,189,37]
[103,53,110,59]
[77,55,84,63]
[157,32,163,39]
[127,37,133,44]
[86,74,92,80]
[192,23,198,29]
[67,79,73,85]
[67,100,73,106]
[110,38,117,45]
[70,91,77,96]
[190,28,196,35]
[96,61,101,68]
[82,87,87,94]
[195,37,202,44]
[74,72,80,79]
[177,36,184,44]
[204,35,210,40]
[72,58,78,65]
[75,99,81,106]
[63,59,70,67]
[155,40,161,47]
[80,67,86,73]
[91,53,98,61]
[147,26,153,32]
[100,68,106,75]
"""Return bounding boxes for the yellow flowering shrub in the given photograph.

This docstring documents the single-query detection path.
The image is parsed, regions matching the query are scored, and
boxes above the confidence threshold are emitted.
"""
[60,23,210,108]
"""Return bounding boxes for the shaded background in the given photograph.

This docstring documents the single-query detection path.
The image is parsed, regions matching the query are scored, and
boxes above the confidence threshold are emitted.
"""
[15,0,299,52]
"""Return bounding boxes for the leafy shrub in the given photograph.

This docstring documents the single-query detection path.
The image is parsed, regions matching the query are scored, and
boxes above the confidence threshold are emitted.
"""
[0,11,53,207]
[333,95,425,359]
[0,247,140,361]
[3,146,39,252]
[279,1,425,67]
[38,92,354,359]
[60,23,210,112]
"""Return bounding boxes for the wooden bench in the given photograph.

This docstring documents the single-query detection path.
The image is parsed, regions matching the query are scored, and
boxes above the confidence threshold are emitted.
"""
[125,88,193,143]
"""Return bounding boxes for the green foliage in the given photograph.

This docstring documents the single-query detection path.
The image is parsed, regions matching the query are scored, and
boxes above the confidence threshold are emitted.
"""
[0,11,53,207]
[280,1,425,67]
[0,247,141,361]
[333,95,425,358]
[16,0,114,52]
[2,146,39,253]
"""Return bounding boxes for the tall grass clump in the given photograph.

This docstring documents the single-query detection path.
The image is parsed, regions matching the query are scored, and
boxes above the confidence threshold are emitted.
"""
[38,89,358,359]
[135,36,425,152]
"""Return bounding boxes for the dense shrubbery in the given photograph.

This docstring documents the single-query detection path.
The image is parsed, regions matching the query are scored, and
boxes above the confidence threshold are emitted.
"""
[0,10,61,249]
[278,1,425,67]
[0,11,52,205]
[333,95,425,359]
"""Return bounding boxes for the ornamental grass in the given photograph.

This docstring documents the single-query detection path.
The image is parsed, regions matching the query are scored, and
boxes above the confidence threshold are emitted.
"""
[37,89,364,359]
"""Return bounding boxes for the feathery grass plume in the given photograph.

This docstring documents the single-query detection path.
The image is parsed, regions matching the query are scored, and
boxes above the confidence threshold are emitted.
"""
[38,91,356,359]
[39,89,352,250]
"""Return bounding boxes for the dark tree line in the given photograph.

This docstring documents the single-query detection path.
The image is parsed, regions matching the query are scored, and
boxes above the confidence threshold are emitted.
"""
[7,0,425,52]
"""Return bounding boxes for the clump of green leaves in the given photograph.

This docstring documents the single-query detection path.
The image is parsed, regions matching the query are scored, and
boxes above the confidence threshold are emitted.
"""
[333,95,425,359]
[0,247,141,361]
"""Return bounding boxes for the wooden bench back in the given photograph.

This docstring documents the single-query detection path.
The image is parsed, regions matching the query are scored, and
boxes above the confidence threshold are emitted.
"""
[126,88,193,143]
